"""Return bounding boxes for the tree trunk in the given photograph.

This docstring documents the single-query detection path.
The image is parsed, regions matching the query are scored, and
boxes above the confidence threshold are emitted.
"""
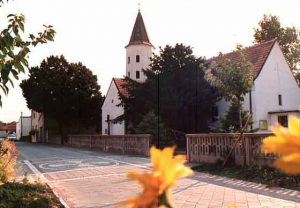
[238,101,243,131]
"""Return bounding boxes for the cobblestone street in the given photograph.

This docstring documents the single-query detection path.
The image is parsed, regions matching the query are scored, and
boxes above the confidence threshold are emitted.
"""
[17,142,300,208]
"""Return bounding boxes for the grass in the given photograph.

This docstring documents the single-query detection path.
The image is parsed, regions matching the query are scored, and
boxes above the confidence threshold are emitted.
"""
[192,163,300,191]
[0,181,63,208]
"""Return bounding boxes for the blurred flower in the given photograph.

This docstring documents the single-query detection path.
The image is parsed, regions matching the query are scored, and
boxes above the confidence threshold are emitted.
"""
[123,146,193,208]
[261,117,300,174]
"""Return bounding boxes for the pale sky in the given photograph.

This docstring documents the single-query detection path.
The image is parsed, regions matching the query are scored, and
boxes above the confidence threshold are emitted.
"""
[1,0,300,122]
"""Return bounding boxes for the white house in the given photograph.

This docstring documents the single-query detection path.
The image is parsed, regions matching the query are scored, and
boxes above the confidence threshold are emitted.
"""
[102,10,154,135]
[31,110,46,142]
[211,40,300,131]
[16,116,31,140]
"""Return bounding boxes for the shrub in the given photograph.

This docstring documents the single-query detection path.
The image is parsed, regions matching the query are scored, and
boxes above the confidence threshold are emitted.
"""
[0,182,62,208]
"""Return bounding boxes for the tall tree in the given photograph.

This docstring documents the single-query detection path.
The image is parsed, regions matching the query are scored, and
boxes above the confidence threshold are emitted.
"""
[20,55,103,143]
[0,0,56,106]
[254,14,300,85]
[204,45,254,131]
[117,44,220,134]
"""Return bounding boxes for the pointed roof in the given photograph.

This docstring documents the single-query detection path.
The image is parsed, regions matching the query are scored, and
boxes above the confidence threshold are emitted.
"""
[126,11,153,48]
[207,40,276,79]
[113,78,129,98]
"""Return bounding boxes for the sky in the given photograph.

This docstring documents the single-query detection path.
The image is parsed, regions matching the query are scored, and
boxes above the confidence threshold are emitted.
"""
[0,0,300,122]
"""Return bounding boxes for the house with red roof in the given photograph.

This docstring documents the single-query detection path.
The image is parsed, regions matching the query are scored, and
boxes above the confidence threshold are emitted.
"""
[102,10,299,135]
[102,10,154,135]
[210,40,300,130]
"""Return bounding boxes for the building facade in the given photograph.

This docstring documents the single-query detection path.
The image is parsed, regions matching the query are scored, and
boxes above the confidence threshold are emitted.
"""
[16,116,31,140]
[31,110,46,142]
[213,40,300,131]
[102,11,154,135]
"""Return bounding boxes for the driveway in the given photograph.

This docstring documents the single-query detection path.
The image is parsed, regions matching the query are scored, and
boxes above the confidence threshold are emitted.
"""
[16,142,300,208]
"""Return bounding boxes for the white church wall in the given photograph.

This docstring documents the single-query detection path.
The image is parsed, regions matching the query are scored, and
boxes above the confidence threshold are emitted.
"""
[102,80,125,135]
[126,44,153,82]
[252,42,300,131]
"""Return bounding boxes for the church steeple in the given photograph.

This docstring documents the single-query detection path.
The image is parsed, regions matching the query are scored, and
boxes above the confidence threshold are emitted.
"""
[126,11,153,48]
[125,10,154,83]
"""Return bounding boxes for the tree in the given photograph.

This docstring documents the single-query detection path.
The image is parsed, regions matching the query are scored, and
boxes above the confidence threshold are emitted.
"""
[20,55,103,143]
[0,1,56,106]
[204,45,254,131]
[254,14,300,85]
[211,102,256,133]
[135,111,167,146]
[117,44,220,134]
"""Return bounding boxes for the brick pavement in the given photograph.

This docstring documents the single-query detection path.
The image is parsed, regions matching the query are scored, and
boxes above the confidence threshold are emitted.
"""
[34,164,300,208]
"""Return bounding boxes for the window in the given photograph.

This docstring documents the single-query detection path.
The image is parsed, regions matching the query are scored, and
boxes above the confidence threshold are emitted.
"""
[278,94,282,106]
[128,72,130,78]
[128,56,130,64]
[278,115,288,127]
[136,71,140,79]
[136,55,140,63]
[111,99,114,103]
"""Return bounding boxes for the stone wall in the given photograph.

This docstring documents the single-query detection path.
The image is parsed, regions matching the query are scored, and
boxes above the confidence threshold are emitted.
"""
[187,133,275,166]
[68,134,152,156]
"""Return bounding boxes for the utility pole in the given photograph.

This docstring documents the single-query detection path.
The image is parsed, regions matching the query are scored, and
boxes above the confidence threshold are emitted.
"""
[21,111,23,138]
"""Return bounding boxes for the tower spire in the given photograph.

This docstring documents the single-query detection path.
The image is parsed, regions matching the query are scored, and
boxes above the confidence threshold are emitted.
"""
[138,2,140,12]
[126,10,153,48]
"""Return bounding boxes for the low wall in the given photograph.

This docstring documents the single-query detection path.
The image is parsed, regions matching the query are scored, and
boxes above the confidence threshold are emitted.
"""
[68,134,152,156]
[47,135,62,145]
[187,133,274,167]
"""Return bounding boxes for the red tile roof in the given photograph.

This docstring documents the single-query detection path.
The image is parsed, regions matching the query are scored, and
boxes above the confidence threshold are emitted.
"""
[113,78,129,98]
[207,40,276,79]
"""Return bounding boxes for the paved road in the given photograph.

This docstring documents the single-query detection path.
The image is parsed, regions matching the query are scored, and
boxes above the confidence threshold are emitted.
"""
[16,142,300,208]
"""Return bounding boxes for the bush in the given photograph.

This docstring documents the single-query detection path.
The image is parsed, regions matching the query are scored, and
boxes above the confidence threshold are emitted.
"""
[0,182,63,208]
[192,163,300,190]
[134,111,167,146]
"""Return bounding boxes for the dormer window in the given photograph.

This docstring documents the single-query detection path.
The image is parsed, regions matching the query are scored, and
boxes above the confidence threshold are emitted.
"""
[136,71,140,79]
[136,55,140,63]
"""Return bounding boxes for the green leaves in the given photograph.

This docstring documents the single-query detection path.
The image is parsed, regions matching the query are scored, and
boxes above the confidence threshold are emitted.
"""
[0,13,56,106]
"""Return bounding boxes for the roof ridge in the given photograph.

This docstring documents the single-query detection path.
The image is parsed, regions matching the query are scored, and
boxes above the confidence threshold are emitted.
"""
[207,39,276,62]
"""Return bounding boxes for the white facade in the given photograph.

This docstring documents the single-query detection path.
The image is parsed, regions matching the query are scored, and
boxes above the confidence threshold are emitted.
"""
[102,80,125,135]
[102,11,154,135]
[126,44,154,82]
[217,42,300,131]
[16,116,31,140]
[31,110,46,142]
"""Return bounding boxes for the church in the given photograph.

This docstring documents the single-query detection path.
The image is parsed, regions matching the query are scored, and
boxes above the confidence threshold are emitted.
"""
[102,10,154,135]
[102,10,300,136]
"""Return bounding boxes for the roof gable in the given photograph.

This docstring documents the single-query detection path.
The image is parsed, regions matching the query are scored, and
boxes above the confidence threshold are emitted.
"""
[113,78,129,98]
[126,11,153,48]
[207,40,276,79]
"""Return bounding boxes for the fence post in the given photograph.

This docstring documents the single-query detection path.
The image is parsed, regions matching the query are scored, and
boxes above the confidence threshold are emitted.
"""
[186,135,190,162]
[245,135,251,166]
[90,135,92,148]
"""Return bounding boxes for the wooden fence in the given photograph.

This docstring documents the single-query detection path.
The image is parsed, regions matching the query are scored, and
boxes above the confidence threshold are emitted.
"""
[186,133,275,166]
[67,134,152,156]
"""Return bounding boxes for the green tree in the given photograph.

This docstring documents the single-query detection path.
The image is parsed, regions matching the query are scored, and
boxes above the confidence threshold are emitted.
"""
[20,55,103,143]
[135,111,167,146]
[117,44,220,133]
[0,0,55,106]
[213,102,256,133]
[254,14,300,85]
[205,45,254,131]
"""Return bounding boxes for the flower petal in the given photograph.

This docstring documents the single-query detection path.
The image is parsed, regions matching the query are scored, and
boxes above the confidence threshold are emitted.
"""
[274,153,300,175]
[289,117,300,137]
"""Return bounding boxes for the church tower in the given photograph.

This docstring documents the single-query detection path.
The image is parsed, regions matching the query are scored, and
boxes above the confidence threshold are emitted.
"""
[125,10,154,82]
